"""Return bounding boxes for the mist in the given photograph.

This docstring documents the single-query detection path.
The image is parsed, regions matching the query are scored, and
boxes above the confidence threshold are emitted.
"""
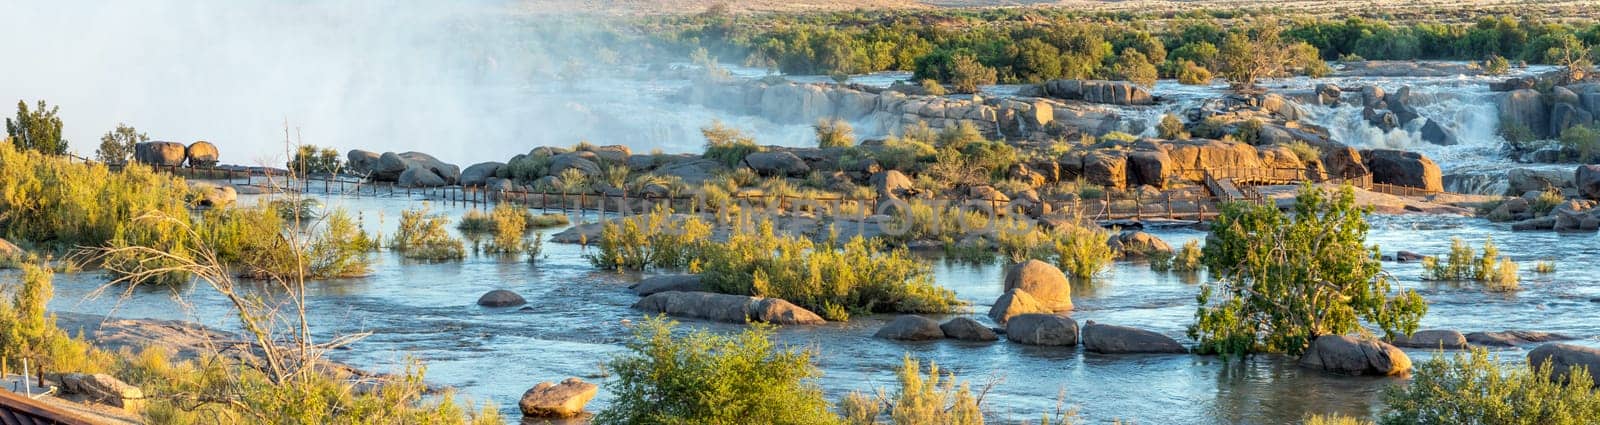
[0,0,814,167]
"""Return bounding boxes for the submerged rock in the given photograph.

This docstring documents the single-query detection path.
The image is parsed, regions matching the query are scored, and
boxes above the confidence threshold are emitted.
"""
[1298,335,1411,376]
[631,291,824,325]
[875,315,945,341]
[1465,330,1575,347]
[476,289,526,307]
[519,378,598,418]
[1004,314,1079,346]
[629,274,705,296]
[1389,330,1467,349]
[1002,260,1072,311]
[1108,230,1172,258]
[940,317,998,342]
[1529,343,1600,386]
[1081,321,1185,354]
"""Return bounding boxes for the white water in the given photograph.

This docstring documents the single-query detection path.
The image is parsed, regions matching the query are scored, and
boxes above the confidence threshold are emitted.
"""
[1299,84,1506,172]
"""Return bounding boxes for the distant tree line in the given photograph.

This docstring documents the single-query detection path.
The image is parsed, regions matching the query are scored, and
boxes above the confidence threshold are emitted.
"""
[645,9,1600,90]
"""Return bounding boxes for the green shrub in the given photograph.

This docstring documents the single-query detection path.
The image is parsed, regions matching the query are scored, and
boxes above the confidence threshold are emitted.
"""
[1192,185,1426,356]
[1421,237,1519,291]
[1283,141,1322,163]
[0,264,116,376]
[1499,116,1537,144]
[1113,48,1158,87]
[703,121,764,168]
[289,145,343,175]
[1176,60,1214,85]
[1558,125,1599,162]
[1484,54,1511,75]
[1534,260,1556,274]
[920,79,948,96]
[1152,240,1202,273]
[843,356,984,425]
[95,123,147,164]
[1158,114,1189,139]
[1099,131,1139,144]
[484,204,528,254]
[587,207,711,271]
[1380,347,1600,424]
[816,119,856,148]
[594,316,839,425]
[0,142,193,259]
[1531,188,1565,216]
[306,209,374,277]
[1235,119,1264,145]
[392,205,465,261]
[1050,224,1115,279]
[699,220,959,321]
[501,151,554,182]
[6,100,68,155]
[528,213,569,228]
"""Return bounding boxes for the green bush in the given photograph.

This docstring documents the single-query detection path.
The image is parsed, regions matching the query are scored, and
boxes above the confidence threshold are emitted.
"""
[843,356,984,425]
[1558,125,1599,162]
[1499,116,1537,144]
[95,123,147,164]
[1235,119,1264,145]
[501,151,554,182]
[1421,237,1519,291]
[1050,223,1115,279]
[1380,347,1600,424]
[1152,240,1203,273]
[6,100,68,155]
[1192,185,1426,356]
[587,207,711,271]
[1484,54,1511,75]
[816,119,856,148]
[1158,114,1189,139]
[703,121,764,168]
[1283,141,1322,163]
[392,205,465,261]
[306,209,374,277]
[0,264,116,376]
[594,316,839,425]
[699,220,960,321]
[1113,48,1159,87]
[1176,60,1214,85]
[289,145,343,175]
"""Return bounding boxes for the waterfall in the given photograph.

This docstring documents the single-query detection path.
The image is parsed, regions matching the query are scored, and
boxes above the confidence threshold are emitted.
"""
[1299,84,1507,172]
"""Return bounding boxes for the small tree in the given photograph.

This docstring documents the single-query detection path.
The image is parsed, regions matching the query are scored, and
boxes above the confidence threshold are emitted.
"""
[815,119,856,148]
[1113,48,1159,88]
[1191,185,1427,356]
[1176,60,1214,85]
[595,316,839,425]
[1484,54,1511,76]
[1214,22,1325,89]
[948,53,997,94]
[96,123,147,164]
[1158,113,1189,139]
[7,100,68,155]
[1544,33,1592,81]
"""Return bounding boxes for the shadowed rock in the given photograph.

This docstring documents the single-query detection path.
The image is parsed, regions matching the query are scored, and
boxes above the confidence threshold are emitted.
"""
[632,291,824,325]
[940,317,998,342]
[1529,343,1600,386]
[1298,335,1411,376]
[477,289,526,307]
[1081,321,1186,354]
[1465,330,1575,347]
[1004,314,1079,346]
[988,288,1048,325]
[875,315,945,341]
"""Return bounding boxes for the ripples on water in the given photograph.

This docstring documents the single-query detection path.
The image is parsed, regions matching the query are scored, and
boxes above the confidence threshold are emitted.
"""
[26,192,1595,423]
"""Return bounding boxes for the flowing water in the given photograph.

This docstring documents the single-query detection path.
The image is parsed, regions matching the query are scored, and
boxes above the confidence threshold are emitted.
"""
[19,65,1600,423]
[31,189,1600,423]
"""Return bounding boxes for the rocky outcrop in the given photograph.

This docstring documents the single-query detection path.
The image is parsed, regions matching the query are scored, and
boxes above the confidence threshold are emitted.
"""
[461,162,504,187]
[657,158,725,185]
[940,317,998,342]
[1528,343,1600,385]
[1081,322,1186,354]
[1126,150,1173,188]
[1079,150,1128,190]
[134,141,187,167]
[1107,230,1171,258]
[1004,314,1079,346]
[629,274,705,296]
[744,151,810,177]
[1029,80,1155,105]
[366,151,459,186]
[1578,165,1600,200]
[871,170,915,199]
[185,141,219,166]
[1509,167,1573,195]
[51,373,144,409]
[399,166,447,187]
[988,288,1048,325]
[1498,89,1551,139]
[875,315,946,341]
[347,150,382,175]
[187,182,238,208]
[1298,335,1411,376]
[1363,149,1443,192]
[477,289,526,307]
[1389,329,1467,349]
[519,378,598,418]
[631,291,825,325]
[1002,260,1072,311]
[549,152,601,179]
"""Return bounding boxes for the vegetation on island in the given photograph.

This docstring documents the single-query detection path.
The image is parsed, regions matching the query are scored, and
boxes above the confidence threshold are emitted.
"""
[1421,237,1520,291]
[1191,185,1427,356]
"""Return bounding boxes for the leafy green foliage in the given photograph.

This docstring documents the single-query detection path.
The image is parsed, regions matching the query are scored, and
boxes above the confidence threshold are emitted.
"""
[703,121,764,168]
[843,356,984,425]
[1051,224,1115,279]
[1158,114,1189,140]
[1152,240,1203,273]
[0,264,115,376]
[1421,237,1519,291]
[391,205,464,261]
[1191,185,1426,356]
[1484,54,1511,75]
[1112,48,1158,87]
[816,119,856,148]
[96,123,147,164]
[1558,125,1599,162]
[1380,347,1600,425]
[289,145,343,175]
[0,142,193,264]
[588,207,712,271]
[6,100,68,155]
[594,316,839,425]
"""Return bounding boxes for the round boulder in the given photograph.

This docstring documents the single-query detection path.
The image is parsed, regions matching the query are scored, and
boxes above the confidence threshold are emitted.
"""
[399,166,447,188]
[940,317,998,342]
[1298,335,1411,376]
[1529,343,1600,385]
[346,150,382,176]
[1108,230,1172,258]
[743,151,810,177]
[134,141,187,167]
[875,315,945,341]
[1002,260,1072,311]
[477,289,526,307]
[988,288,1048,325]
[1003,314,1079,346]
[185,141,219,166]
[519,378,598,418]
[1081,321,1186,354]
[460,162,505,187]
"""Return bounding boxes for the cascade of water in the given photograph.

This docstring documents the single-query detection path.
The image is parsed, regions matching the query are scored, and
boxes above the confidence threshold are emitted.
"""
[1299,84,1506,172]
